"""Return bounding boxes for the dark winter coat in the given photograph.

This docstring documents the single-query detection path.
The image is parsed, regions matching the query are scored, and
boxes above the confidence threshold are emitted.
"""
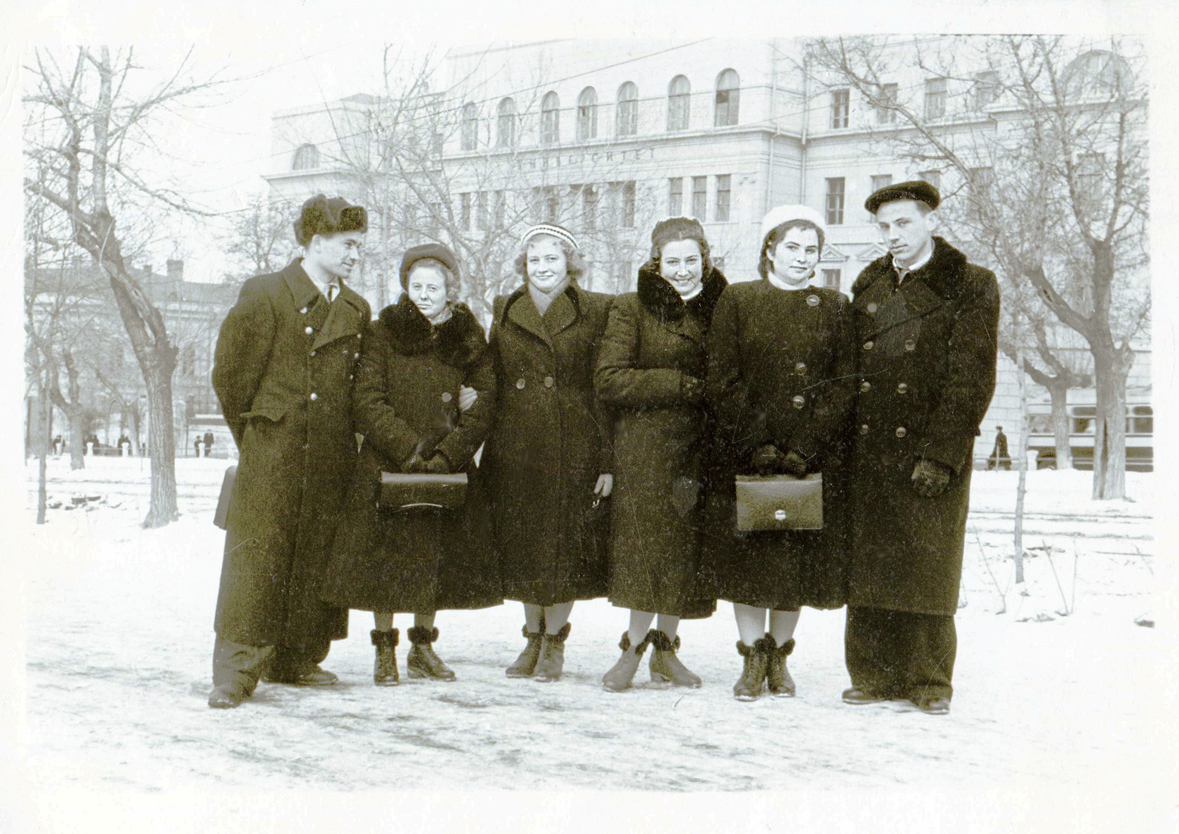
[482,283,614,606]
[846,237,1000,616]
[701,279,858,611]
[212,258,371,650]
[321,296,500,614]
[594,265,727,618]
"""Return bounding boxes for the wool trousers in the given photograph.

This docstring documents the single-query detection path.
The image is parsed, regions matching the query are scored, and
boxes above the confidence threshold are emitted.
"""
[844,606,957,703]
[212,633,331,691]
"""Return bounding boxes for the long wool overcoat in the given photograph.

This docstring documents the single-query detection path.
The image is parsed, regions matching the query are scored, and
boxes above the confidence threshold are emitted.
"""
[847,237,1000,617]
[321,296,500,614]
[482,283,614,606]
[701,279,858,611]
[212,259,370,651]
[594,265,727,619]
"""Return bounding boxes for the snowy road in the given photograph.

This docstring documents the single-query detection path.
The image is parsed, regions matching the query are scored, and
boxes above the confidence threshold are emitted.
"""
[8,458,1177,830]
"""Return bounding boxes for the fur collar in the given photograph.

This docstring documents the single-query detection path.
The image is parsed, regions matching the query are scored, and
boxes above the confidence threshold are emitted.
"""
[852,236,970,301]
[636,263,728,326]
[377,293,487,368]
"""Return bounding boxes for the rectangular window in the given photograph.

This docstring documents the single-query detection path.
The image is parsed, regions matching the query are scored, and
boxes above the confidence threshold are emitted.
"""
[428,201,443,235]
[621,181,636,228]
[969,166,995,202]
[476,191,489,231]
[618,260,633,291]
[460,192,472,231]
[692,176,707,220]
[974,71,999,110]
[715,174,731,222]
[583,184,598,231]
[871,174,893,193]
[919,169,942,192]
[712,256,725,271]
[924,78,947,119]
[876,83,898,124]
[822,269,841,290]
[831,89,850,129]
[825,177,845,225]
[1077,153,1104,204]
[669,177,684,216]
[493,190,505,229]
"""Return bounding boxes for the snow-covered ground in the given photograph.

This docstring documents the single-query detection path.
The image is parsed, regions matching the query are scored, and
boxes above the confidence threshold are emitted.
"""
[6,457,1178,831]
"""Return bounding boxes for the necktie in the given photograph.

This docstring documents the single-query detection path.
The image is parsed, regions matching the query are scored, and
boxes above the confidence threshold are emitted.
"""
[326,284,337,303]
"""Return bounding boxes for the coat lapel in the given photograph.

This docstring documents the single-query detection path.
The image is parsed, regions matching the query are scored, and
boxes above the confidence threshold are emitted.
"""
[313,281,366,350]
[506,289,553,347]
[860,269,948,338]
[543,289,578,338]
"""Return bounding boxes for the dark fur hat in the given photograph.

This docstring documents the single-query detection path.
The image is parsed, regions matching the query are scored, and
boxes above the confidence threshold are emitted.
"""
[293,194,368,246]
[400,243,459,290]
[864,180,941,214]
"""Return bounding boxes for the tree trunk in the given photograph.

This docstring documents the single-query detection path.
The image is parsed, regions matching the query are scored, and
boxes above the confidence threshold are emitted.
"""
[37,379,50,525]
[1091,348,1132,500]
[1047,382,1072,470]
[67,409,85,470]
[142,359,179,527]
[1013,346,1026,583]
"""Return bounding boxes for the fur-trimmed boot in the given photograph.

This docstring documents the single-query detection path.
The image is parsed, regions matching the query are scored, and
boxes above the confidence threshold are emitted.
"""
[533,623,572,682]
[763,635,796,697]
[371,628,399,686]
[406,626,456,681]
[733,639,768,701]
[506,624,545,678]
[602,630,654,692]
[649,631,703,688]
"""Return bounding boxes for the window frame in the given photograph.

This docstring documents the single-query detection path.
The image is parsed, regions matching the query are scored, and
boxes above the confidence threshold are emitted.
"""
[714,69,740,127]
[668,75,691,132]
[616,82,638,137]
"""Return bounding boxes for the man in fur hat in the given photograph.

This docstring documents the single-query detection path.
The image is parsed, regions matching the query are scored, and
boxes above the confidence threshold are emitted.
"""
[208,195,372,708]
[842,181,1000,715]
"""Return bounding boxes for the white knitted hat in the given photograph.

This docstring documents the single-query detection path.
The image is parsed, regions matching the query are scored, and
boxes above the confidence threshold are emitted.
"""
[759,204,827,246]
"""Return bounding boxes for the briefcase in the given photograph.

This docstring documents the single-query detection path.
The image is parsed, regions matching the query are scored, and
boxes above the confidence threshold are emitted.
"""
[213,465,237,530]
[734,473,823,532]
[379,472,468,510]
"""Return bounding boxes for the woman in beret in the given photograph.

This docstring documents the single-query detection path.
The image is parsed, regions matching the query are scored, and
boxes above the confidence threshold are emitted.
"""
[594,217,726,691]
[322,244,499,685]
[482,224,614,683]
[702,205,857,701]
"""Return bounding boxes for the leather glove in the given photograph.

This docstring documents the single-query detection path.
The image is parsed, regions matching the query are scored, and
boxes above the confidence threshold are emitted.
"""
[421,454,452,475]
[912,459,952,497]
[780,450,810,479]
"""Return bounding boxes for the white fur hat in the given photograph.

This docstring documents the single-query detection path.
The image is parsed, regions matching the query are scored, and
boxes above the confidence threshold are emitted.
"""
[759,204,827,246]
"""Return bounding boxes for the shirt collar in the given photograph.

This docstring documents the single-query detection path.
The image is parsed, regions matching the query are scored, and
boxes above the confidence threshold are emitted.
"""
[893,240,935,282]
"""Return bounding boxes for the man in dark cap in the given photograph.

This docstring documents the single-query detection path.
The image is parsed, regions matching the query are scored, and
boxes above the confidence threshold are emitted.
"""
[207,194,372,708]
[842,181,1000,715]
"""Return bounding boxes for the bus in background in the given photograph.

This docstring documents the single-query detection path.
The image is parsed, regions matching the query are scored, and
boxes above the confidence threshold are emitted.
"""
[1026,390,1153,472]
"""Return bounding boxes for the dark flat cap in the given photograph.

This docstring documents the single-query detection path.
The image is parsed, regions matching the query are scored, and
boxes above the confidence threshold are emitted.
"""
[864,180,941,214]
[400,243,459,289]
[294,194,368,246]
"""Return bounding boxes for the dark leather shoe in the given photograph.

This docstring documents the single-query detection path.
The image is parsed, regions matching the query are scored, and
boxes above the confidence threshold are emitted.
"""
[649,631,702,688]
[208,683,245,709]
[533,623,571,682]
[763,635,796,697]
[842,687,885,705]
[916,697,951,715]
[602,631,652,692]
[285,664,338,686]
[372,629,399,686]
[406,626,456,681]
[733,641,767,701]
[506,625,544,678]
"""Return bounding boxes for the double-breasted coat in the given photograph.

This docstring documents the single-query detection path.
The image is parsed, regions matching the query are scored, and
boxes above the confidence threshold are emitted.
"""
[482,283,614,606]
[847,237,1000,617]
[701,279,858,611]
[212,259,371,651]
[321,296,501,614]
[594,265,727,618]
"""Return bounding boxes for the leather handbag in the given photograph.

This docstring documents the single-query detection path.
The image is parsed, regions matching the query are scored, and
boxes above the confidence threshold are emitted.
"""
[379,471,468,510]
[213,465,237,530]
[734,473,823,532]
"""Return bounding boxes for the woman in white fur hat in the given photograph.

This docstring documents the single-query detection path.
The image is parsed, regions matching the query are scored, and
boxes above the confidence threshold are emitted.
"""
[701,205,858,701]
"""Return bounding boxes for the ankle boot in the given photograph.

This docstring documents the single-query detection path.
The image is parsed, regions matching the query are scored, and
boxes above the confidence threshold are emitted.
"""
[763,635,796,697]
[649,631,703,688]
[506,624,544,678]
[733,640,768,701]
[406,626,456,681]
[602,630,654,692]
[371,628,399,686]
[533,622,571,682]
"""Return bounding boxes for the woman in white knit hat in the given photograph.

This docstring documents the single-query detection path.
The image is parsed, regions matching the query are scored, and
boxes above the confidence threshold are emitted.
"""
[701,205,858,700]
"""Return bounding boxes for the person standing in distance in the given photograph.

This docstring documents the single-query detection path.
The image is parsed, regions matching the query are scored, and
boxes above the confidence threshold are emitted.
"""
[843,181,999,715]
[207,194,372,709]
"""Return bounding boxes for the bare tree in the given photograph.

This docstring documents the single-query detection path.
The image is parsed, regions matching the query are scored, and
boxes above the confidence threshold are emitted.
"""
[24,47,224,526]
[808,35,1148,499]
[220,193,296,282]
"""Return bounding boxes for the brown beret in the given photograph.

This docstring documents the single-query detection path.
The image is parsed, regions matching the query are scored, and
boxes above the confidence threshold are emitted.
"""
[400,243,459,290]
[864,180,941,214]
[293,194,368,246]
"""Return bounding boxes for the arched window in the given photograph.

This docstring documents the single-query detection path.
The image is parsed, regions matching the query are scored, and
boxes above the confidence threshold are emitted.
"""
[577,87,598,141]
[1062,50,1134,100]
[668,75,690,131]
[616,82,638,137]
[497,98,517,148]
[461,103,478,151]
[292,143,319,170]
[540,92,560,146]
[714,69,740,126]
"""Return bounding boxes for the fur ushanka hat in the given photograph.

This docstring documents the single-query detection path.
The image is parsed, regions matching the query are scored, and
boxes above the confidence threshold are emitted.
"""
[293,194,368,246]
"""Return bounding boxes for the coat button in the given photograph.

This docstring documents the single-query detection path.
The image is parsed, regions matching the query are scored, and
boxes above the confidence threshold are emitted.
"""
[806,294,820,306]
[441,392,453,403]
[904,339,916,351]
[863,341,874,351]
[544,376,554,388]
[860,381,871,392]
[310,392,318,401]
[867,303,878,313]
[791,395,806,409]
[310,350,316,357]
[516,378,526,389]
[300,306,308,314]
[897,383,909,394]
[304,326,313,335]
[859,424,870,435]
[795,362,807,375]
[356,334,362,339]
[354,353,360,359]
[895,426,907,438]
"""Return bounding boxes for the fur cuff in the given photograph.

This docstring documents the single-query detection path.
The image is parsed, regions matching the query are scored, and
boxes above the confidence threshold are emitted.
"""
[544,622,572,644]
[649,630,681,652]
[371,628,399,647]
[407,626,440,645]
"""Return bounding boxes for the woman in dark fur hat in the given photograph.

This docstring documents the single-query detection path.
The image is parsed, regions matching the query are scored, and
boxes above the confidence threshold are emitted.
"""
[594,216,727,692]
[322,244,499,685]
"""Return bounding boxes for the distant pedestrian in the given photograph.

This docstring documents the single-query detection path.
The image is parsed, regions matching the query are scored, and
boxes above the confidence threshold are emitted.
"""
[118,434,132,456]
[987,427,1011,470]
[194,437,202,457]
[203,431,215,457]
